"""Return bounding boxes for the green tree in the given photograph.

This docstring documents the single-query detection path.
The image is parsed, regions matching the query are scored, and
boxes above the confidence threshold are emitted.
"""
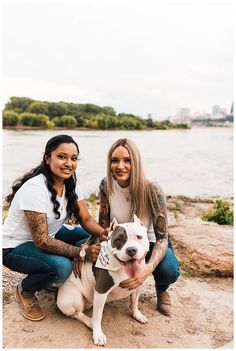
[97,115,110,129]
[3,110,19,126]
[19,112,36,126]
[108,116,119,128]
[84,118,98,129]
[19,112,49,127]
[51,117,60,126]
[56,115,77,128]
[102,106,116,115]
[27,101,49,115]
[32,114,50,127]
[82,104,102,115]
[153,121,168,130]
[145,118,155,128]
[72,114,85,127]
[66,103,81,116]
[48,102,68,118]
[5,97,33,113]
[46,120,55,129]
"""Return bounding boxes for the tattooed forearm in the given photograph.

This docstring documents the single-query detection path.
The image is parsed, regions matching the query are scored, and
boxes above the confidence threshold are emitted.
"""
[148,183,169,270]
[25,211,81,259]
[98,179,110,229]
[148,239,168,270]
[153,213,168,240]
[151,183,169,241]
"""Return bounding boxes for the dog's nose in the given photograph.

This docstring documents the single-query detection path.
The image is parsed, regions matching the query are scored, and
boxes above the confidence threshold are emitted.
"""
[126,247,137,257]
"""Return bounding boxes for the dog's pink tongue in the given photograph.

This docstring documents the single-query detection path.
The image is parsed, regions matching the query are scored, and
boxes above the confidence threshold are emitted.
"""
[124,259,141,278]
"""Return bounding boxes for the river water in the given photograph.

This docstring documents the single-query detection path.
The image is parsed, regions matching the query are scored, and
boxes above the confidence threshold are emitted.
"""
[2,127,233,198]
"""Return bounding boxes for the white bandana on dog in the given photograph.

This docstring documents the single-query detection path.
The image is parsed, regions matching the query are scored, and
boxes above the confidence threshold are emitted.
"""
[95,241,123,271]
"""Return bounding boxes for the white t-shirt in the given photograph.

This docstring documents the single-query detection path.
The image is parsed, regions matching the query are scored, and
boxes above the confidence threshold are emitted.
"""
[109,179,156,243]
[3,174,84,248]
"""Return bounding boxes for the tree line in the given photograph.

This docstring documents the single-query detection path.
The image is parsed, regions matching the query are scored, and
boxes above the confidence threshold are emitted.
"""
[3,96,189,130]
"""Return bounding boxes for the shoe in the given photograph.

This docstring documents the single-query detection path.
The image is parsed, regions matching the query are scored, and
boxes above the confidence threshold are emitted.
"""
[14,284,45,321]
[156,287,171,316]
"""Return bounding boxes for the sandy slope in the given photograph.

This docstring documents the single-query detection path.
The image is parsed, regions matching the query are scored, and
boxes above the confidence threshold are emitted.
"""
[2,273,233,349]
[2,197,234,348]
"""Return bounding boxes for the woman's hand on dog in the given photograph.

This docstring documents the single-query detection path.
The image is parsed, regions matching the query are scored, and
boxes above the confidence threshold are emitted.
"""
[73,243,101,278]
[119,265,152,290]
[99,227,110,241]
[85,243,101,261]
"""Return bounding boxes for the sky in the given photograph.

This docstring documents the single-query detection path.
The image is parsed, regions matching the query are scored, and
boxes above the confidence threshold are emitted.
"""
[2,0,234,118]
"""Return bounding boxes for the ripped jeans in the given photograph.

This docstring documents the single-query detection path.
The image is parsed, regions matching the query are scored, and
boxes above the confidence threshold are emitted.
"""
[2,225,90,295]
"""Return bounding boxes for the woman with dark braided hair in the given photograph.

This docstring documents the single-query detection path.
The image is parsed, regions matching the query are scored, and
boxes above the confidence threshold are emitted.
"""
[3,135,109,322]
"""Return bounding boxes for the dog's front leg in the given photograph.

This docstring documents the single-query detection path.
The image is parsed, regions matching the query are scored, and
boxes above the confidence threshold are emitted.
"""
[130,288,148,323]
[92,291,108,346]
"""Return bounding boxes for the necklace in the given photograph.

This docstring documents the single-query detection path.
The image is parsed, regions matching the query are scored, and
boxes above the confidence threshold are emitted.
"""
[57,197,64,213]
[55,184,64,197]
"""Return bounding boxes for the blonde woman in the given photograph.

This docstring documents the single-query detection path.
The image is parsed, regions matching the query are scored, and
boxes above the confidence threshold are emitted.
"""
[99,138,179,316]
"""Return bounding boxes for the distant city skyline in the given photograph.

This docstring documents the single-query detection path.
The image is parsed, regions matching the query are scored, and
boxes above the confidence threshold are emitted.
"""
[148,102,230,120]
[2,0,233,118]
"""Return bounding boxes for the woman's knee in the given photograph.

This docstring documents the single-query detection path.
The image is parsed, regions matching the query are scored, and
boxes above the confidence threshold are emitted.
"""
[164,263,180,283]
[156,251,180,284]
[48,257,73,285]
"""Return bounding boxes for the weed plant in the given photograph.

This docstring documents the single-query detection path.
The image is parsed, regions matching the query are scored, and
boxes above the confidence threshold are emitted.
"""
[201,199,234,225]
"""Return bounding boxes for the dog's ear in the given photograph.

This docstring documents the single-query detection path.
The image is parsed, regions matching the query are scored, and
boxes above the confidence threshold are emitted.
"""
[110,217,118,230]
[133,214,144,226]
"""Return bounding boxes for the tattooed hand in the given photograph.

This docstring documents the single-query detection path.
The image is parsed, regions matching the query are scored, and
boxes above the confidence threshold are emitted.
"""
[85,243,101,262]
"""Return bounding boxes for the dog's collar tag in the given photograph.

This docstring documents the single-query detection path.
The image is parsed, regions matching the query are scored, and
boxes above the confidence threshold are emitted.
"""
[95,241,123,271]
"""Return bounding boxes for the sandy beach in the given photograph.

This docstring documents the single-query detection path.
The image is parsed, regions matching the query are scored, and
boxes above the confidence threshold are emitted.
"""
[2,196,234,348]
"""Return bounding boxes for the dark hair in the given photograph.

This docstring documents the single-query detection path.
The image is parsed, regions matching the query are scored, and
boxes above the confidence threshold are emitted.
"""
[6,134,80,222]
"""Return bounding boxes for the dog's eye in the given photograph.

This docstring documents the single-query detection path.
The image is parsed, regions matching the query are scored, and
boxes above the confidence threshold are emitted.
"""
[137,235,142,240]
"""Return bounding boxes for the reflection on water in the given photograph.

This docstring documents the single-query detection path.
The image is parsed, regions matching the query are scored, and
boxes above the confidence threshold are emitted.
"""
[3,128,233,198]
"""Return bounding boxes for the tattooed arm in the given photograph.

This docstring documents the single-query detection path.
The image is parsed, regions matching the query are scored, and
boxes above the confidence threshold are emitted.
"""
[147,183,168,271]
[98,177,110,229]
[25,210,81,259]
[120,183,169,290]
[76,199,109,241]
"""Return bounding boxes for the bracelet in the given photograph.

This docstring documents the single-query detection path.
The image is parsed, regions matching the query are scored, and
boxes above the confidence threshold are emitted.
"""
[150,260,156,269]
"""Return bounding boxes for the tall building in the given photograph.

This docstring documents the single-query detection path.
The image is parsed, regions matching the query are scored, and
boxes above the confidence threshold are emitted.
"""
[177,108,190,122]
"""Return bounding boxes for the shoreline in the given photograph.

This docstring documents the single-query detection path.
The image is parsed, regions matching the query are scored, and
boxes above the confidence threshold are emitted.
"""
[3,126,189,131]
[3,125,233,131]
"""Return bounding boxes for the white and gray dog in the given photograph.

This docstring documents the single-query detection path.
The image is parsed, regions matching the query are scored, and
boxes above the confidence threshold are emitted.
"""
[57,215,149,346]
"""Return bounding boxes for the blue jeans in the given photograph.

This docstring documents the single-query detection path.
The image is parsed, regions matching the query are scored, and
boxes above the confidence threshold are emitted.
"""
[145,240,180,292]
[2,225,90,295]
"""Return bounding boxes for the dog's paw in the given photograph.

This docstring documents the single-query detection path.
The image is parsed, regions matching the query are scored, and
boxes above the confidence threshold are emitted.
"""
[93,331,107,346]
[133,310,148,324]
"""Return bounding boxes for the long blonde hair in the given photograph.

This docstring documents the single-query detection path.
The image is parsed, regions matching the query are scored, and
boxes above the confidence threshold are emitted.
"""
[106,138,157,222]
